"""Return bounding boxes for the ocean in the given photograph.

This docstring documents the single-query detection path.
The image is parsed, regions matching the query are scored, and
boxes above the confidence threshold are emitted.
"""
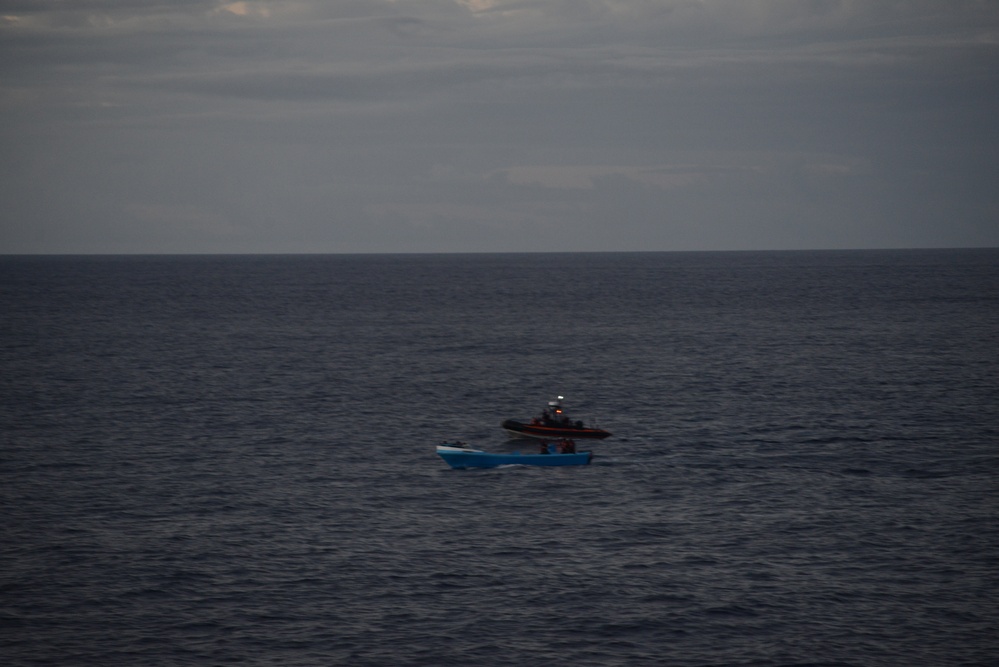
[2,250,998,666]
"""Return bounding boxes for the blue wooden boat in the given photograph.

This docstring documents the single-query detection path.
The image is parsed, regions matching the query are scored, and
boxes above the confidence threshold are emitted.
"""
[436,444,593,469]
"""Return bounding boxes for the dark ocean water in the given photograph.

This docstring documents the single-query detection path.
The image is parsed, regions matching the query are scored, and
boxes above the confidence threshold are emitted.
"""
[2,250,998,666]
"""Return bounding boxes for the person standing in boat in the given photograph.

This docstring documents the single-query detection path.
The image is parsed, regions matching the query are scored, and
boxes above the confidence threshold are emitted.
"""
[558,439,576,454]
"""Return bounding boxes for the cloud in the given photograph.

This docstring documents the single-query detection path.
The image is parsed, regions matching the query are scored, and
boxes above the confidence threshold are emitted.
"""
[494,151,868,192]
[1,0,997,253]
[495,165,699,190]
[215,2,271,19]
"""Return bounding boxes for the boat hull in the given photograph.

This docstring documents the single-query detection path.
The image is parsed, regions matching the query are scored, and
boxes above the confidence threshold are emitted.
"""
[436,445,592,469]
[500,419,611,440]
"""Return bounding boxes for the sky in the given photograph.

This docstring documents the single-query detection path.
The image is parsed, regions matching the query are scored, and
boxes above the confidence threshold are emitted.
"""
[2,0,998,254]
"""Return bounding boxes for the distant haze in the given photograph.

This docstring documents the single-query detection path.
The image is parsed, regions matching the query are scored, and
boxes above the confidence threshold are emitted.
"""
[2,1,997,254]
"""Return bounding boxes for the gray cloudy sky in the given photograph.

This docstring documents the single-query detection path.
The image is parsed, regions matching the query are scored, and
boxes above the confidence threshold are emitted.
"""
[2,0,998,253]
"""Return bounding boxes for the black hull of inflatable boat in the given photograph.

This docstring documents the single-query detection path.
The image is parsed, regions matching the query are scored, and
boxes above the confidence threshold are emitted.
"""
[501,419,611,440]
